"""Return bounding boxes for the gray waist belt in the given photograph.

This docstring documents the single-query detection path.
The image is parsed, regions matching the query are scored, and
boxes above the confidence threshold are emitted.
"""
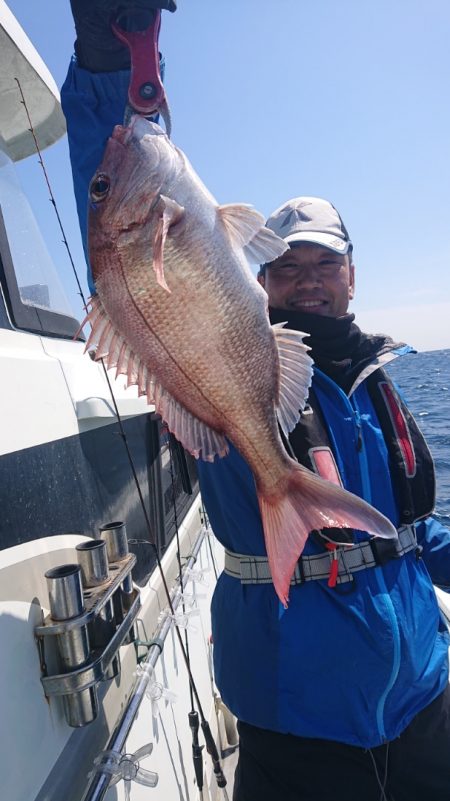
[224,525,418,587]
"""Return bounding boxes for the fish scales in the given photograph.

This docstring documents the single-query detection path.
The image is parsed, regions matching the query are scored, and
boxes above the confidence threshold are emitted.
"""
[86,116,398,606]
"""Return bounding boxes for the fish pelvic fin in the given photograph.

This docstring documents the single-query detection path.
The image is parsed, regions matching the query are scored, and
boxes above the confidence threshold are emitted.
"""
[243,227,289,263]
[273,325,313,436]
[217,203,287,262]
[258,463,398,608]
[152,194,185,292]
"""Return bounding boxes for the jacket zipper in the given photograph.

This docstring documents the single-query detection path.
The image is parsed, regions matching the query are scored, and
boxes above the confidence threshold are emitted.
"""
[314,370,402,742]
[352,393,401,740]
[353,404,372,503]
[374,572,401,740]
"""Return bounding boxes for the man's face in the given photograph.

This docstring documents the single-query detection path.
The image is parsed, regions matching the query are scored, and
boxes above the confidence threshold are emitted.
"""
[259,242,355,318]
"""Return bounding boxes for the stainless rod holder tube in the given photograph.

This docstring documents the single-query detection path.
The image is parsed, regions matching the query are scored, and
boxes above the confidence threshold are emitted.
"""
[100,521,134,643]
[45,565,98,727]
[76,540,120,680]
[76,540,109,587]
[46,563,84,621]
[99,521,133,594]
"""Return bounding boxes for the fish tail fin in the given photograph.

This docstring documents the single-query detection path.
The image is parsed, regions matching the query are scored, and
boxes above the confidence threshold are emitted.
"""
[257,463,397,608]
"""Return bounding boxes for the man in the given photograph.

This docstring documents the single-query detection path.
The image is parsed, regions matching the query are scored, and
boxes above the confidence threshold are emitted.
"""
[63,4,450,799]
[197,197,450,801]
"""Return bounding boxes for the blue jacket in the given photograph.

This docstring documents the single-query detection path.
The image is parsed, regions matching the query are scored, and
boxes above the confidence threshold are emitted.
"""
[61,60,450,749]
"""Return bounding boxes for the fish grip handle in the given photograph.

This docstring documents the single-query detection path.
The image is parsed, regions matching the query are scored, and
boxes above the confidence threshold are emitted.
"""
[112,9,166,115]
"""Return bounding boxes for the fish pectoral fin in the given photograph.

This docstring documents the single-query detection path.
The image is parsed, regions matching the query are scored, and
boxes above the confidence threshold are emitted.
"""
[155,385,229,462]
[243,227,288,263]
[273,325,314,436]
[152,195,185,292]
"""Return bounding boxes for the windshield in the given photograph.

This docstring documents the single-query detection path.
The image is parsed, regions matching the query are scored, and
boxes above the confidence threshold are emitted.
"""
[0,141,73,317]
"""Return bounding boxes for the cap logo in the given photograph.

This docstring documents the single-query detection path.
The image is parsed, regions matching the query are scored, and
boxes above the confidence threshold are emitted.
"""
[280,200,313,228]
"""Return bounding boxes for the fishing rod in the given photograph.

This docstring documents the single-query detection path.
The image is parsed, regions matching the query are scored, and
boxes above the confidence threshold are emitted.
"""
[17,83,228,796]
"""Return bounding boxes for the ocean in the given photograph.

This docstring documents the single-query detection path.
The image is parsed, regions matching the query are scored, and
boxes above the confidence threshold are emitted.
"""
[386,348,450,529]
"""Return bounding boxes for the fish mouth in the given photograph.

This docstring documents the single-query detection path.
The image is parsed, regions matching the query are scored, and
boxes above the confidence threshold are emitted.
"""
[111,117,166,148]
[129,115,167,140]
[111,124,134,146]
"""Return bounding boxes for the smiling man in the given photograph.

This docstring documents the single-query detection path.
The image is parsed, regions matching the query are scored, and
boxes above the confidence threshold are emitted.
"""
[213,196,450,801]
[260,197,355,318]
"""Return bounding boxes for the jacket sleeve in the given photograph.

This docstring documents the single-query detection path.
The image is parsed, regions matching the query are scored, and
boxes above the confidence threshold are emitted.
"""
[60,59,131,292]
[416,516,450,588]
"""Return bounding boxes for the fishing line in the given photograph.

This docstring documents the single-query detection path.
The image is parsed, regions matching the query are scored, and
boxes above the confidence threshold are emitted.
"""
[168,430,195,713]
[15,78,88,309]
[367,744,390,801]
[157,709,188,801]
[201,500,219,581]
[19,84,227,793]
[167,431,210,796]
[98,362,223,754]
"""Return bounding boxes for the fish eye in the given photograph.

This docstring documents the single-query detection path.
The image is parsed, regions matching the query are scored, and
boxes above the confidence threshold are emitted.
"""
[89,174,110,202]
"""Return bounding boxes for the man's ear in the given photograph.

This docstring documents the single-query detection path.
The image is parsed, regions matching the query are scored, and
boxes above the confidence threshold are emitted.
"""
[257,274,265,288]
[349,262,355,300]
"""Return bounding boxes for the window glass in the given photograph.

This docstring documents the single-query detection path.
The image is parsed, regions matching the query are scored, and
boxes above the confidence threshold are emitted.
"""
[0,142,73,318]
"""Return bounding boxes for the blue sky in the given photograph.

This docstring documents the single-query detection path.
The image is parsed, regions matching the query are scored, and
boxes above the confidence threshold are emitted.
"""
[6,0,450,351]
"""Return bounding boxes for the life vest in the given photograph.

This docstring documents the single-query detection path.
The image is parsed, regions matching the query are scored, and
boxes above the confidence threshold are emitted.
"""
[288,367,436,541]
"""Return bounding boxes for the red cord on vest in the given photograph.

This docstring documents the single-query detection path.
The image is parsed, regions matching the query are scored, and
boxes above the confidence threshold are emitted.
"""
[325,543,340,588]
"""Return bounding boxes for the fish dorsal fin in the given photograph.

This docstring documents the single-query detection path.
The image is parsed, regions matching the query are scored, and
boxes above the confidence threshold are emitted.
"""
[217,203,288,263]
[273,324,314,437]
[152,194,185,293]
[82,297,228,462]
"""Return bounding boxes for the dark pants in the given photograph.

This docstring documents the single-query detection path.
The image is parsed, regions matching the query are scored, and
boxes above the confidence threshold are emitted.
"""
[233,686,450,801]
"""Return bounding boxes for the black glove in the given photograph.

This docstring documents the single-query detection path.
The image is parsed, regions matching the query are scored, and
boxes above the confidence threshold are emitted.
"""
[70,0,176,73]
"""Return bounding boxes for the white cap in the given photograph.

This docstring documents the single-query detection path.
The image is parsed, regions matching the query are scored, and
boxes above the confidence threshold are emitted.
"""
[265,196,352,255]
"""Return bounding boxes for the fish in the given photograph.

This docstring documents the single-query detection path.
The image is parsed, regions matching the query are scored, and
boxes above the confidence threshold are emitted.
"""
[85,116,397,607]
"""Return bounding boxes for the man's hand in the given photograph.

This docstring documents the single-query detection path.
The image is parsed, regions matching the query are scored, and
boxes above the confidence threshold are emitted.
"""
[70,0,176,73]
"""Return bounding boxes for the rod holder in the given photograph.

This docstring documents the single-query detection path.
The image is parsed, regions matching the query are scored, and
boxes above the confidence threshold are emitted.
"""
[100,522,135,643]
[45,565,98,727]
[99,522,133,592]
[76,540,109,587]
[46,563,84,620]
[37,549,139,729]
[76,540,120,681]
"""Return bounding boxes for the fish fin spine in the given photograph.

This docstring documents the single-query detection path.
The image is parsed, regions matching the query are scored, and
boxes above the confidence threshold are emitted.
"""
[79,298,228,461]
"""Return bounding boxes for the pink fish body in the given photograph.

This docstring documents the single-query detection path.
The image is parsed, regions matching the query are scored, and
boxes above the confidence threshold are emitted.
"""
[86,117,397,606]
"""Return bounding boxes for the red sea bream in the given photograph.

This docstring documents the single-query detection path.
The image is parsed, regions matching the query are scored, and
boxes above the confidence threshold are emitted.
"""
[85,117,397,606]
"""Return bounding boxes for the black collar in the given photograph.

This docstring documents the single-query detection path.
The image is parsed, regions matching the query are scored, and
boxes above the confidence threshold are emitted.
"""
[269,308,405,393]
